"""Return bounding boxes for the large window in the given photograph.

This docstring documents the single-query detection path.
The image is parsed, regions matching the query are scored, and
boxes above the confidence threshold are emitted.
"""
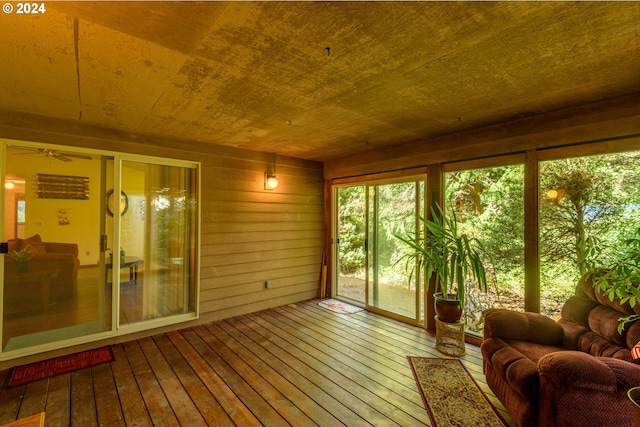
[444,163,525,333]
[333,139,640,333]
[539,151,640,318]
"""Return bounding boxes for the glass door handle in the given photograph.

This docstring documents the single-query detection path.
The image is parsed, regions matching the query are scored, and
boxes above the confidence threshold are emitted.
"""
[100,235,108,252]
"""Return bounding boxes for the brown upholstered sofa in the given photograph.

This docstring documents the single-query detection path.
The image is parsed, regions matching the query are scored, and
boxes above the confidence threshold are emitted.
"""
[5,234,79,313]
[482,270,640,427]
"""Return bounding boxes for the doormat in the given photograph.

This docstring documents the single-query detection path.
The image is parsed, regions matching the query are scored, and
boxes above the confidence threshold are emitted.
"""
[7,346,114,388]
[407,357,507,427]
[318,299,364,314]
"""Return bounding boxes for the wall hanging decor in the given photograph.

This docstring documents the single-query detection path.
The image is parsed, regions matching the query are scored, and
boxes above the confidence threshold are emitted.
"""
[35,174,90,199]
[106,189,129,216]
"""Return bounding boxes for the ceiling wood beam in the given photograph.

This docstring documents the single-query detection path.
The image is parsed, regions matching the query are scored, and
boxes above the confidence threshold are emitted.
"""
[324,93,640,179]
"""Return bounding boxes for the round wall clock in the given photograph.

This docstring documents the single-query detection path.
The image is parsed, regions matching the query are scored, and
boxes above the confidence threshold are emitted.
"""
[106,189,129,216]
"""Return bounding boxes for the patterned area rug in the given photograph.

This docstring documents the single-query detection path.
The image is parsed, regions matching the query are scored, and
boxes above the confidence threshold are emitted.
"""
[318,299,364,314]
[408,357,506,427]
[8,346,114,387]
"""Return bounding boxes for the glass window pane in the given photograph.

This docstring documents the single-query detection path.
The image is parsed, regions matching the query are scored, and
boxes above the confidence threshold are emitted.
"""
[367,181,423,319]
[119,162,197,325]
[539,152,640,318]
[3,145,112,352]
[444,165,525,334]
[336,186,366,303]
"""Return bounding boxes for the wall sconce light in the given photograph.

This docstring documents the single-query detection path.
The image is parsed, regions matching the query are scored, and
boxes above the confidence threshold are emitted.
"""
[265,173,279,190]
[4,181,15,189]
[264,152,279,190]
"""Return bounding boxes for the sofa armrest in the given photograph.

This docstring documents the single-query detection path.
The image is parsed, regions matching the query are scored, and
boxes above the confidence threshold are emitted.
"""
[539,350,640,393]
[483,308,564,346]
[481,337,541,403]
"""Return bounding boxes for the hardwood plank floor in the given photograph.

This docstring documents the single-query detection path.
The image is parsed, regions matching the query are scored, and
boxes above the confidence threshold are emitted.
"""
[0,299,516,426]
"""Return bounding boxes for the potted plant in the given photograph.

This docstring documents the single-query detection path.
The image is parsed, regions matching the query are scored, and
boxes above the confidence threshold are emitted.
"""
[8,244,36,273]
[396,203,489,322]
[586,227,640,333]
[583,228,640,426]
[107,247,127,264]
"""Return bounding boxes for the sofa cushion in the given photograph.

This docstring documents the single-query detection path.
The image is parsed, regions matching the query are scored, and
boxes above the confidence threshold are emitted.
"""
[578,331,630,359]
[510,340,565,362]
[558,318,590,350]
[21,234,46,254]
[579,270,640,317]
[588,305,628,347]
[561,296,599,327]
[7,238,21,251]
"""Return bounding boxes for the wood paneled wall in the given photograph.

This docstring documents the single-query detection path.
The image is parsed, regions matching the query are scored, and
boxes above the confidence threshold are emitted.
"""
[198,150,324,321]
[0,112,324,368]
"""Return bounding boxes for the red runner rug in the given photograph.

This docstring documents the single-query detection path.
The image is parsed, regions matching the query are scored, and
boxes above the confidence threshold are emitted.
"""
[407,356,507,427]
[7,346,114,387]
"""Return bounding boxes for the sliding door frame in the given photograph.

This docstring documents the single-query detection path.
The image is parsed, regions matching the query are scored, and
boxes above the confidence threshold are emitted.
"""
[332,168,428,326]
[0,139,201,361]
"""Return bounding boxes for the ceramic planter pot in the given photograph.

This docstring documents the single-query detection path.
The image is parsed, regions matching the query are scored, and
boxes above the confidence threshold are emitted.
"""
[434,292,463,323]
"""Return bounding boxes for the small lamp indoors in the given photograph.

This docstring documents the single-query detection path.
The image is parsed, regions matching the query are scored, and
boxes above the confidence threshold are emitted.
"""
[264,173,279,190]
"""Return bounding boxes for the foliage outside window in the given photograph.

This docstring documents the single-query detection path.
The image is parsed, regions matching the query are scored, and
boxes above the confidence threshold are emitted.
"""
[334,147,640,333]
[444,165,525,334]
[367,181,423,319]
[539,152,640,318]
[336,186,367,302]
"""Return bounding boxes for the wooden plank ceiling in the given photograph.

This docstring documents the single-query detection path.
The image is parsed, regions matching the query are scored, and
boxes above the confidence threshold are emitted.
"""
[1,2,638,162]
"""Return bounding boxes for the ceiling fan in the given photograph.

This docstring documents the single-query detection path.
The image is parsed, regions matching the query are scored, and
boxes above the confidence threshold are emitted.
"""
[11,147,93,162]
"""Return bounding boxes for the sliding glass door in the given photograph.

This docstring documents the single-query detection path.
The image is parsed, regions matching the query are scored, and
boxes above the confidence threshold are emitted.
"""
[118,160,197,326]
[367,180,423,320]
[1,141,199,358]
[335,177,424,324]
[2,143,112,353]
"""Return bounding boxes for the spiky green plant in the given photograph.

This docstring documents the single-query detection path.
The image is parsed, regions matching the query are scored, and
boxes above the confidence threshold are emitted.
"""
[395,203,488,310]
